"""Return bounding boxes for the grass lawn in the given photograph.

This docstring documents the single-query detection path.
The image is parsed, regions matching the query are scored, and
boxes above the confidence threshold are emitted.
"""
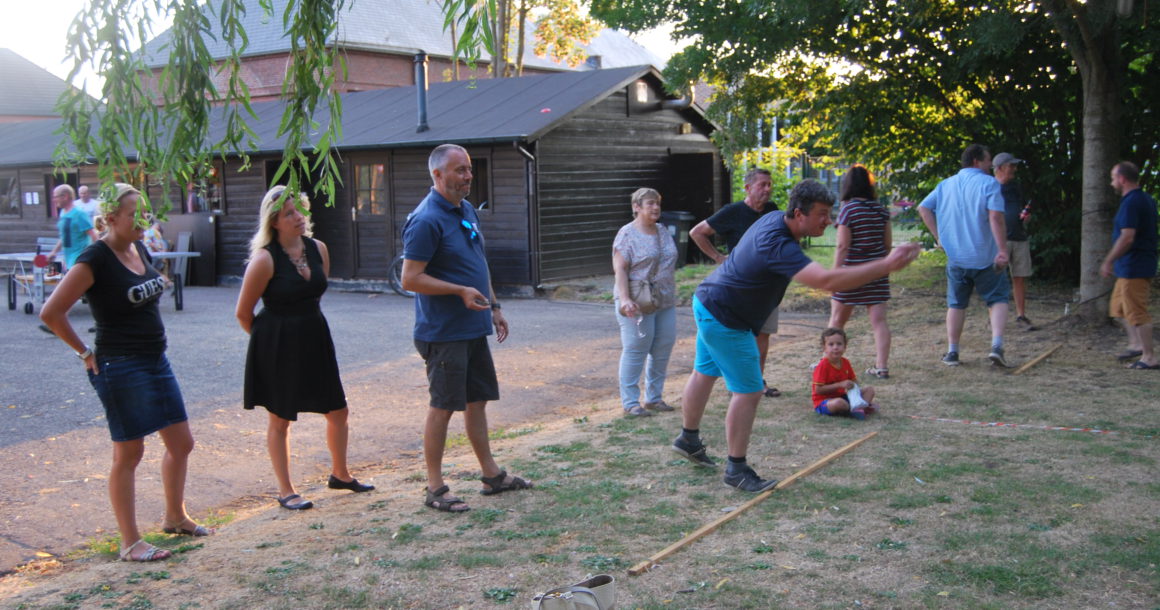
[3,246,1158,609]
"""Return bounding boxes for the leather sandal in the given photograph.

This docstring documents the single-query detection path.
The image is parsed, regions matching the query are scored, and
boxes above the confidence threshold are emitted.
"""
[162,519,215,537]
[425,485,470,512]
[119,539,172,562]
[480,470,533,495]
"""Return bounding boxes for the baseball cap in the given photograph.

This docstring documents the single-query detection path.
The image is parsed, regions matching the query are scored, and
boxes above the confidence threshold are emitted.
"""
[992,152,1023,167]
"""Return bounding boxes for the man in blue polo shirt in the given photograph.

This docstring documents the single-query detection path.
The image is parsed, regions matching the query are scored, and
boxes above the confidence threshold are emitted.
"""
[401,143,532,513]
[1100,161,1159,369]
[672,180,920,492]
[919,144,1011,368]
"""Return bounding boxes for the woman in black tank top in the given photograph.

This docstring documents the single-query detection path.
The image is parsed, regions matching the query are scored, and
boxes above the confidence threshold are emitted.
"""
[41,183,212,562]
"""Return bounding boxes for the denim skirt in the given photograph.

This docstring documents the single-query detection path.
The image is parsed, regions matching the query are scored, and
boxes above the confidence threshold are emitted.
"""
[88,353,188,442]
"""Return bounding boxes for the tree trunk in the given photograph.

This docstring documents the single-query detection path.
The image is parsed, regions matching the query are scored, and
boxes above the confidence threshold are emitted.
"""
[495,0,510,78]
[1076,67,1120,318]
[515,0,528,76]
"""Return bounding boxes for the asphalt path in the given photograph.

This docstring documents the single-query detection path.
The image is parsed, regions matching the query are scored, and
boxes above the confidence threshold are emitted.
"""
[0,285,704,572]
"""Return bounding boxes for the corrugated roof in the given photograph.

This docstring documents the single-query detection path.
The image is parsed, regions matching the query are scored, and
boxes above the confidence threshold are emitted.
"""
[0,65,712,166]
[140,0,661,71]
[0,49,72,118]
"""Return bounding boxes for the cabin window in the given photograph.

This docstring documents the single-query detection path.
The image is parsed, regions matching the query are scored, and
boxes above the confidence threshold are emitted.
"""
[0,173,19,217]
[355,163,388,216]
[469,157,490,213]
[185,163,223,213]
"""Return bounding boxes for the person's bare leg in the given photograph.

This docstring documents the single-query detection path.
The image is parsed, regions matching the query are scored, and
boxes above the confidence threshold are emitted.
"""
[266,413,295,498]
[324,407,353,481]
[109,439,145,553]
[463,401,502,480]
[868,303,890,370]
[424,406,454,492]
[724,391,763,458]
[681,371,717,431]
[989,302,1008,343]
[862,386,876,403]
[946,308,966,347]
[824,397,851,415]
[1012,276,1027,318]
[1122,319,1142,352]
[756,333,770,374]
[1136,323,1156,365]
[828,300,853,329]
[157,422,197,528]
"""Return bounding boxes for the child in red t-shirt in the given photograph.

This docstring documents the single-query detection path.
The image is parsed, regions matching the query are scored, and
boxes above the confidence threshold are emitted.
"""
[811,328,878,420]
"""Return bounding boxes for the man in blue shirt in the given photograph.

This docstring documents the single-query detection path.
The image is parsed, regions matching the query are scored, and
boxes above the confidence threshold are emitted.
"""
[673,180,921,492]
[689,168,784,398]
[919,144,1011,368]
[1100,161,1159,369]
[401,143,532,513]
[46,184,98,270]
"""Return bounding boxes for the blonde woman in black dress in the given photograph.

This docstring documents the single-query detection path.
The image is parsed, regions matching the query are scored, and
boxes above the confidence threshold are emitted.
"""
[235,186,373,510]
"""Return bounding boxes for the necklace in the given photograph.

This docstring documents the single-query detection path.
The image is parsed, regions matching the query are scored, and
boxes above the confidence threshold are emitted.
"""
[285,247,309,270]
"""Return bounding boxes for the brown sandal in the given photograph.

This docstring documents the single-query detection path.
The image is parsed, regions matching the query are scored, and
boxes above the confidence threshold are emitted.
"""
[480,470,533,495]
[425,485,470,512]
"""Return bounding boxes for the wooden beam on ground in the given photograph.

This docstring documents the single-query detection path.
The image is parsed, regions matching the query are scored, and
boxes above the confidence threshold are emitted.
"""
[1012,343,1063,376]
[627,430,878,576]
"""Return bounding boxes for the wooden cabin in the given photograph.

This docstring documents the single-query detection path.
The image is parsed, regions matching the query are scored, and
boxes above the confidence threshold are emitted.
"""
[0,65,726,290]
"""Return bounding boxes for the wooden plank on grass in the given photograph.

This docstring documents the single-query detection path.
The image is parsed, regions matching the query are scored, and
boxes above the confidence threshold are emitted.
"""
[627,430,878,576]
[1012,343,1063,376]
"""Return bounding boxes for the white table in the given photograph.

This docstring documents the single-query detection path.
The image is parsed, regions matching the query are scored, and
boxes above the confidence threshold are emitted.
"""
[151,251,201,311]
[0,252,55,314]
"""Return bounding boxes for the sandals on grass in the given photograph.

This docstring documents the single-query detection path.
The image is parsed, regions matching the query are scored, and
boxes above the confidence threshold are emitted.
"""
[480,470,533,495]
[864,367,890,379]
[119,539,172,562]
[425,485,470,512]
[162,519,215,537]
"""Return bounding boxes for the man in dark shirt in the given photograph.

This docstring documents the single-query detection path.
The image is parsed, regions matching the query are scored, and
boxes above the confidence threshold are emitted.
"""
[401,143,532,512]
[993,152,1034,328]
[672,180,921,492]
[689,168,783,398]
[1099,161,1159,369]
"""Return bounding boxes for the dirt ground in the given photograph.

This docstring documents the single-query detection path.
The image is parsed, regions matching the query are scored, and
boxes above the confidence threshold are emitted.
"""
[2,278,1156,609]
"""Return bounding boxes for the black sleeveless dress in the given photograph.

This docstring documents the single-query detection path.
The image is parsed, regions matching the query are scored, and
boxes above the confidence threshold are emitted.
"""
[243,237,346,420]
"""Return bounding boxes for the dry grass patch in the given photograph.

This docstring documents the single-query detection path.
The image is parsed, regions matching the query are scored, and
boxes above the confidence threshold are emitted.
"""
[3,253,1158,608]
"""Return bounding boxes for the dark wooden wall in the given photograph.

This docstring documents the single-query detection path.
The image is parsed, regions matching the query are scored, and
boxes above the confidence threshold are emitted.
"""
[214,161,267,279]
[534,83,720,282]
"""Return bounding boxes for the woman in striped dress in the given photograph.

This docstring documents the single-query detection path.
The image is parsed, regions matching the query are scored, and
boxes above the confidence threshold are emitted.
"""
[828,165,893,378]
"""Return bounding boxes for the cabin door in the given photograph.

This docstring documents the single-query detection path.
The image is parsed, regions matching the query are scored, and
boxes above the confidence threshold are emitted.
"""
[351,161,392,278]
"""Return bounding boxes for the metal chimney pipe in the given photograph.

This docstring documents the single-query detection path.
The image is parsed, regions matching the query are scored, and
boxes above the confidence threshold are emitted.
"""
[415,51,430,133]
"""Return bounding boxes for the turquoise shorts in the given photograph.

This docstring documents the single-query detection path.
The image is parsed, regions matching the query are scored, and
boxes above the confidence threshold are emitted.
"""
[692,296,764,394]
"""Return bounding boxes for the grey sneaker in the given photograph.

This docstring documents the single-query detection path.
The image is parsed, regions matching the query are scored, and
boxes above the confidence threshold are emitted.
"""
[672,436,717,468]
[624,405,653,418]
[988,346,1010,368]
[941,351,961,366]
[644,400,675,412]
[723,465,778,492]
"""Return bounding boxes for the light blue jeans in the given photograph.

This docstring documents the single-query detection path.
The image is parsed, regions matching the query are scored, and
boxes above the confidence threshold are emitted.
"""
[615,303,677,411]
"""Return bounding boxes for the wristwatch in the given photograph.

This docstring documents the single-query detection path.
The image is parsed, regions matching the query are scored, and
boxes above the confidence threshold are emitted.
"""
[490,302,502,311]
[75,345,93,360]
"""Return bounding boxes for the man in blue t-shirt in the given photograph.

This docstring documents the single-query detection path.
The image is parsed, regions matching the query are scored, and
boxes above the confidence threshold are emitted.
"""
[672,180,921,492]
[401,143,532,513]
[1100,161,1159,369]
[919,144,1012,368]
[46,184,98,271]
[689,167,784,398]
